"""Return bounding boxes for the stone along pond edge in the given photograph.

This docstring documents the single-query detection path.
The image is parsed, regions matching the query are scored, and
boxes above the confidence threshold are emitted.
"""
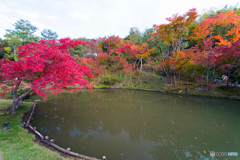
[22,102,101,160]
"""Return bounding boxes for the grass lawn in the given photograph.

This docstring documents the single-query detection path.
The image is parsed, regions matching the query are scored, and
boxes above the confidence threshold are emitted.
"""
[0,99,72,160]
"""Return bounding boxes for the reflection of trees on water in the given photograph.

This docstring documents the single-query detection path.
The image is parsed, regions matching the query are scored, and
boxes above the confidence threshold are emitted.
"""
[32,90,240,159]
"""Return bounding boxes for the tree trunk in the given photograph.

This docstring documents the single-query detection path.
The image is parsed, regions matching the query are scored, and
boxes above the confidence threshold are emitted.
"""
[168,70,174,84]
[13,46,16,56]
[162,66,171,84]
[134,60,137,69]
[206,68,209,85]
[227,71,230,86]
[140,58,143,72]
[10,87,33,114]
[10,99,20,114]
[137,59,141,71]
[177,73,181,84]
[173,71,177,86]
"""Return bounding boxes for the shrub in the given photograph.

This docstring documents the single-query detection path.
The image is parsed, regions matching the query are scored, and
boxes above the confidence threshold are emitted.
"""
[100,75,120,85]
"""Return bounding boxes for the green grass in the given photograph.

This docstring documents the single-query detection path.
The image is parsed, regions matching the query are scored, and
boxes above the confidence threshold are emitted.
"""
[105,71,166,90]
[134,72,166,90]
[93,71,240,100]
[0,99,70,160]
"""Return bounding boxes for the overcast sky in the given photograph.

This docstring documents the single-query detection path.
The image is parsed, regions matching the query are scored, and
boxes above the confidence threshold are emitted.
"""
[0,0,239,39]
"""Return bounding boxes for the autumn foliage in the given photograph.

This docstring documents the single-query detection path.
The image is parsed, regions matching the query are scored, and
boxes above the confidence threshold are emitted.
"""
[0,38,92,113]
[189,10,240,85]
[148,8,198,83]
[1,7,240,114]
[192,10,240,46]
[94,8,240,86]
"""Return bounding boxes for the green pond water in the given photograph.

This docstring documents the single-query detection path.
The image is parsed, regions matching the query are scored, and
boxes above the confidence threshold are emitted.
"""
[31,89,240,160]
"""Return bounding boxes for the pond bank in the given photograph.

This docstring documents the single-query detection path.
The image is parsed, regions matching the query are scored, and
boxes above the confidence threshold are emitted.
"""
[91,72,240,101]
[93,86,240,101]
[23,102,100,160]
[0,100,74,160]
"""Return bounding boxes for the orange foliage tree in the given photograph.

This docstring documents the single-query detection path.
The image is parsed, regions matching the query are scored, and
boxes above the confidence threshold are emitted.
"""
[149,8,198,84]
[115,42,154,71]
[190,10,240,85]
[192,10,240,46]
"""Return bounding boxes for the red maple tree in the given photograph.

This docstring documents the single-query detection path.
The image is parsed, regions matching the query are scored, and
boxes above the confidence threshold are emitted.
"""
[115,42,154,71]
[215,40,240,84]
[0,38,93,113]
[98,36,122,54]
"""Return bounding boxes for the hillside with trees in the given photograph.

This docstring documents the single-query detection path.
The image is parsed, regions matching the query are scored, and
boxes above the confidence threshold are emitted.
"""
[1,6,240,102]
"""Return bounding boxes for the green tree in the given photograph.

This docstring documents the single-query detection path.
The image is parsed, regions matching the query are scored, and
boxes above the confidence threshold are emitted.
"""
[0,41,8,59]
[199,4,240,23]
[5,19,38,44]
[142,28,155,43]
[69,37,90,57]
[4,32,22,55]
[124,27,142,46]
[41,29,58,40]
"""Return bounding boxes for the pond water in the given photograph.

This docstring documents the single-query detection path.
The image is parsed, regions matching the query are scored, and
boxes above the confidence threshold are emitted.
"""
[31,89,240,160]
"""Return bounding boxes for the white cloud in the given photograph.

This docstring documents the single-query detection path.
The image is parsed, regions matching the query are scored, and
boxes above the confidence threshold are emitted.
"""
[6,1,19,7]
[0,2,12,12]
[69,12,91,22]
[14,9,40,20]
[0,0,239,39]
[0,14,12,22]
[45,15,60,20]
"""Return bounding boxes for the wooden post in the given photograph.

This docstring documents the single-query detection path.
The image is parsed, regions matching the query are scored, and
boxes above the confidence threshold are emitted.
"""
[25,102,100,160]
[25,102,37,127]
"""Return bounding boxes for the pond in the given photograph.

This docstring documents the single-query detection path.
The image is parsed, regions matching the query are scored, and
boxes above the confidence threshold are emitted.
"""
[31,89,240,160]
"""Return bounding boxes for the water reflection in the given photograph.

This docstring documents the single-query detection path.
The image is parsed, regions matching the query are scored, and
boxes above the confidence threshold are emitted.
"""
[32,89,240,160]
